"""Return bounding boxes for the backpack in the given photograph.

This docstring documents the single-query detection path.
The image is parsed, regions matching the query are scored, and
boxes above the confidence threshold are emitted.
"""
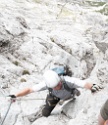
[51,65,72,77]
[52,66,66,76]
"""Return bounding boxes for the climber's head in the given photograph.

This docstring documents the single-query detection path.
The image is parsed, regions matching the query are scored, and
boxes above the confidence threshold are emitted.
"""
[43,70,62,89]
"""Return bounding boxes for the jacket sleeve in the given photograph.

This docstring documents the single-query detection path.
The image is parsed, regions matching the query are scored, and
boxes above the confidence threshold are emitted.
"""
[64,76,86,88]
[32,81,47,92]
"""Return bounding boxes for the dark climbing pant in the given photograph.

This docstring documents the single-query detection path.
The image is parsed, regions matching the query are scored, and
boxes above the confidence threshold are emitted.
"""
[42,94,60,117]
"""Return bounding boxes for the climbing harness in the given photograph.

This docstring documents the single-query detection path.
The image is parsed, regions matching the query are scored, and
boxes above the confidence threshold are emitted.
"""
[0,99,12,125]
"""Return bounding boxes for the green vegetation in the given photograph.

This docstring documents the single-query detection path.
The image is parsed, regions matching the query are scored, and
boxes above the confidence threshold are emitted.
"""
[86,1,106,7]
[50,37,55,42]
[20,78,27,82]
[96,4,108,16]
[23,57,26,60]
[22,70,30,75]
[13,61,19,66]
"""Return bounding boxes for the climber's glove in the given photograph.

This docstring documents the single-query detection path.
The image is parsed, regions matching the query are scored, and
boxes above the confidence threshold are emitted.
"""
[91,84,103,93]
[8,95,16,102]
[9,95,16,98]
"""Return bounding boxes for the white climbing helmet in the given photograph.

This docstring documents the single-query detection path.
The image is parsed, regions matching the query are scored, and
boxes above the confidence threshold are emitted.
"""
[43,70,61,88]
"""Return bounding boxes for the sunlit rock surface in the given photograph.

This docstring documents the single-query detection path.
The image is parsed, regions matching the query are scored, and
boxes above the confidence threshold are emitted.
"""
[0,0,108,125]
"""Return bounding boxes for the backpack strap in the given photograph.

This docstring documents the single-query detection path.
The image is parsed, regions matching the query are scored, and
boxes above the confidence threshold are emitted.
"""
[48,88,53,95]
[62,81,75,94]
[62,79,80,96]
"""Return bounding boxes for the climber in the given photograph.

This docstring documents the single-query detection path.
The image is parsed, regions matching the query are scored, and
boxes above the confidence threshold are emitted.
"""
[98,99,108,125]
[9,66,102,122]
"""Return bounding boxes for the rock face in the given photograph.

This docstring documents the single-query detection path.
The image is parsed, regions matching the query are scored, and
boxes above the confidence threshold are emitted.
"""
[0,0,108,125]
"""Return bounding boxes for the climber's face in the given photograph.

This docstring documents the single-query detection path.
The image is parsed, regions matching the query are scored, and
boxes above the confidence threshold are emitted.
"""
[53,81,62,90]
